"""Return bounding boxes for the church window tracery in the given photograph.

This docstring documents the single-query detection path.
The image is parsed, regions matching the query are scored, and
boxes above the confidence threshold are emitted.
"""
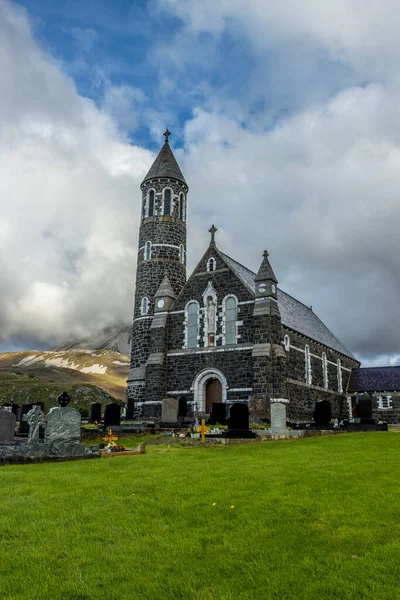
[144,241,152,260]
[207,257,216,272]
[148,190,155,217]
[186,301,199,348]
[163,189,171,216]
[322,352,328,389]
[140,297,149,315]
[305,345,312,385]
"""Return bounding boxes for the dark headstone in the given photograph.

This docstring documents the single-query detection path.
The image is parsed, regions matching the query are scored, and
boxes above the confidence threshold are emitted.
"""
[90,402,102,423]
[356,394,373,419]
[0,409,16,441]
[104,403,121,428]
[313,400,332,426]
[57,391,71,407]
[18,403,45,434]
[228,403,249,430]
[210,403,227,425]
[178,397,188,419]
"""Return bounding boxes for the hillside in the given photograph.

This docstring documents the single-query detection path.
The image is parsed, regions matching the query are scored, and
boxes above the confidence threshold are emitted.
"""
[0,349,130,407]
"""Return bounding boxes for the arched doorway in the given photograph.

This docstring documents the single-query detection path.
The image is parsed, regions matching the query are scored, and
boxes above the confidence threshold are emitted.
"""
[192,368,228,413]
[206,378,222,413]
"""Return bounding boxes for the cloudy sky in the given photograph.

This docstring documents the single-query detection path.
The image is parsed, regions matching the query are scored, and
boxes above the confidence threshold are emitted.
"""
[1,0,399,366]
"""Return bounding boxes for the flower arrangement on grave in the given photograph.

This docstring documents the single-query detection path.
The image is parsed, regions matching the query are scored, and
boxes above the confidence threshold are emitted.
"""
[106,442,126,453]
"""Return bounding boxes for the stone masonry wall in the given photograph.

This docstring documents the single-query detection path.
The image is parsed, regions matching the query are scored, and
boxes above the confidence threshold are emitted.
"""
[283,328,358,422]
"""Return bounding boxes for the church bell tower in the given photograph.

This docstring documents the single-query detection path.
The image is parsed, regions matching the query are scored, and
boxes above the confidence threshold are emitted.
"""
[127,130,188,416]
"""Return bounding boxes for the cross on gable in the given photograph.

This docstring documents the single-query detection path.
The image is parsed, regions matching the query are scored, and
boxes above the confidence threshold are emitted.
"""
[209,224,217,244]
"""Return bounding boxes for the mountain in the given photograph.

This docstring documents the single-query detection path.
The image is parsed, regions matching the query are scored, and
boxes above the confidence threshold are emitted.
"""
[0,349,130,405]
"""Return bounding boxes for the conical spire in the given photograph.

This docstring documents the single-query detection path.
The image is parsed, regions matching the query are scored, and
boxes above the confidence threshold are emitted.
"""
[254,250,278,284]
[142,130,187,186]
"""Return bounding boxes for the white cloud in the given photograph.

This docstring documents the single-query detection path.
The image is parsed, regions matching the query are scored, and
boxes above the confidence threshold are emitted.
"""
[1,0,400,369]
[0,0,153,345]
[158,0,400,77]
[182,86,400,361]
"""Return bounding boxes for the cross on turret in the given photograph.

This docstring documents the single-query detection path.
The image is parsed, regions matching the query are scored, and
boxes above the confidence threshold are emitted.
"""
[163,128,171,142]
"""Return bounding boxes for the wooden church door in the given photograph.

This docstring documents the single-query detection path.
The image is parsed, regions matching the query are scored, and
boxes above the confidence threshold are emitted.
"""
[206,378,222,413]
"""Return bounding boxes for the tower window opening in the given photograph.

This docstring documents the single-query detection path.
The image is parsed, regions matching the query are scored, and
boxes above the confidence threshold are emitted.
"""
[187,301,198,348]
[140,297,149,316]
[145,241,152,260]
[179,193,184,220]
[179,244,185,264]
[148,190,155,217]
[225,296,237,345]
[207,257,216,272]
[164,189,171,216]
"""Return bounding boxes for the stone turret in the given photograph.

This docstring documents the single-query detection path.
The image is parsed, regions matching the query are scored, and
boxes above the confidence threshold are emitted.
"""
[249,251,288,421]
[127,131,188,417]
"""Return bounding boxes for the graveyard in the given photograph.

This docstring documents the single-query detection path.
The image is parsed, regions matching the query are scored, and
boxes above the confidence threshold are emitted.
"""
[0,431,399,599]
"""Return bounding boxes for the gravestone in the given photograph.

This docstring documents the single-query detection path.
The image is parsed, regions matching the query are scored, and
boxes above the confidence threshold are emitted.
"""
[45,407,81,443]
[270,399,289,434]
[178,397,188,419]
[228,403,249,430]
[90,402,102,423]
[356,394,373,419]
[0,409,16,442]
[210,403,227,425]
[1,402,19,416]
[19,403,45,434]
[313,400,332,426]
[223,403,255,438]
[161,398,179,424]
[104,403,121,428]
[26,405,46,444]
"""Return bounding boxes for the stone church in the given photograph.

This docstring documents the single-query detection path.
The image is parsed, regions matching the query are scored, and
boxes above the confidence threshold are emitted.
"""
[126,132,360,422]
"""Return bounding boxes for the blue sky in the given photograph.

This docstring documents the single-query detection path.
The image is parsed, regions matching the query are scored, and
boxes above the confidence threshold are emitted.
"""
[1,0,400,366]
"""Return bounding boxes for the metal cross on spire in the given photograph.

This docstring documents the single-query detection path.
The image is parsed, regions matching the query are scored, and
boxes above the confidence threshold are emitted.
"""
[263,250,269,260]
[209,224,218,244]
[163,128,171,142]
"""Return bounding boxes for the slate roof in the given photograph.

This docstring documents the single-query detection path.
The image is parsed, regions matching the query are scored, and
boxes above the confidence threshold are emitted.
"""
[219,251,356,360]
[349,367,400,392]
[142,141,187,186]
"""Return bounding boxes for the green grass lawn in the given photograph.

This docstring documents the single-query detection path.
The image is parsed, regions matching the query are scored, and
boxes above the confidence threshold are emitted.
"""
[1,433,400,600]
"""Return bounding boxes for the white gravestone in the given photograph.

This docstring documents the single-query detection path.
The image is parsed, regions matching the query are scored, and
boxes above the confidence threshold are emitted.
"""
[162,398,179,423]
[270,398,289,434]
[45,407,81,443]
